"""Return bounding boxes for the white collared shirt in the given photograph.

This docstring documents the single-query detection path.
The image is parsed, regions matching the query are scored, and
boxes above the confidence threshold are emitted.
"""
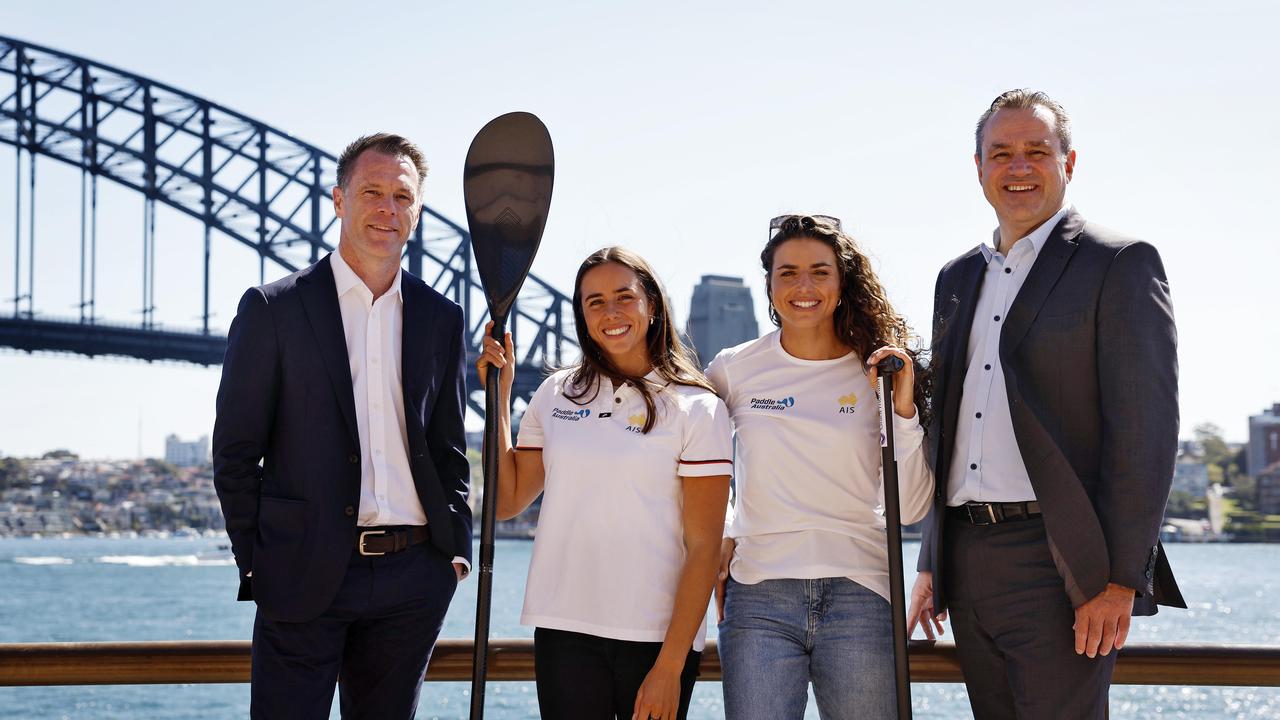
[515,369,733,650]
[329,249,427,527]
[946,205,1070,505]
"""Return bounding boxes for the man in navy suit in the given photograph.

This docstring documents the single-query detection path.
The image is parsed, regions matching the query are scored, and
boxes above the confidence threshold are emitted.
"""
[213,133,472,719]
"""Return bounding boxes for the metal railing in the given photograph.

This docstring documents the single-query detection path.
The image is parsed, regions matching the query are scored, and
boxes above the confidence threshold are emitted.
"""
[3,640,1279,688]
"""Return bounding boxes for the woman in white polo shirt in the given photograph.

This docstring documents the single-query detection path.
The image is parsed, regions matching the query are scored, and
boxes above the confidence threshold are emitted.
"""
[477,246,733,720]
[709,214,933,720]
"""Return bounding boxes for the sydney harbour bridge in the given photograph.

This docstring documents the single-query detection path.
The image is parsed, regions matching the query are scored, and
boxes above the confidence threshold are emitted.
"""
[0,35,576,415]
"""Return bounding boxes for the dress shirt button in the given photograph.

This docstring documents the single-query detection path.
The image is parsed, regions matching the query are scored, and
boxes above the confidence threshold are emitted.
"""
[984,364,991,370]
[1004,268,1012,274]
[994,315,1001,322]
[344,505,355,517]
[348,453,359,465]
[615,397,622,404]
[970,463,978,470]
[976,412,983,419]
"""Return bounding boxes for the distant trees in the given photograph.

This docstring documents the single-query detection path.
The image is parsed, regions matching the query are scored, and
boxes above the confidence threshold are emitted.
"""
[0,456,26,489]
[1194,423,1256,508]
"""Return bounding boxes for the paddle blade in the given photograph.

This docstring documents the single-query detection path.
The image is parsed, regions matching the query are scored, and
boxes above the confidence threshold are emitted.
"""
[463,112,554,325]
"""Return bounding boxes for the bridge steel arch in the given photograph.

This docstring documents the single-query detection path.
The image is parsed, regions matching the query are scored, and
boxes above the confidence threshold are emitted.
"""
[0,35,577,415]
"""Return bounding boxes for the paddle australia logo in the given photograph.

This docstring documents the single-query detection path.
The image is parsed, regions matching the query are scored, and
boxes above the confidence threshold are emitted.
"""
[749,396,795,411]
[552,407,591,422]
[837,392,858,414]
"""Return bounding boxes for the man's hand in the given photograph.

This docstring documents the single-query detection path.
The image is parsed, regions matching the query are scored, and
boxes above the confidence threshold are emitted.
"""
[1073,583,1134,658]
[906,571,946,640]
[714,538,734,623]
[453,562,467,582]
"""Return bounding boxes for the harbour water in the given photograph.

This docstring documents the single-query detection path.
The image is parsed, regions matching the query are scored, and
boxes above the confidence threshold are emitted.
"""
[1,537,1277,719]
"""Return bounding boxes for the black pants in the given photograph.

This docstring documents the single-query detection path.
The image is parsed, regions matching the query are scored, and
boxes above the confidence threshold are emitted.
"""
[249,543,458,719]
[944,516,1118,719]
[534,627,701,719]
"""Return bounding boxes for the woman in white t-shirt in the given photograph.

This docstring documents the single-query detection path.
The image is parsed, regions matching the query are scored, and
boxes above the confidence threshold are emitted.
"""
[477,246,733,720]
[708,214,934,720]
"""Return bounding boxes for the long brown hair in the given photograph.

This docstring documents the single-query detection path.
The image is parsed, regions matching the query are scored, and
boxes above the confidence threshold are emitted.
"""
[565,247,714,434]
[761,215,931,427]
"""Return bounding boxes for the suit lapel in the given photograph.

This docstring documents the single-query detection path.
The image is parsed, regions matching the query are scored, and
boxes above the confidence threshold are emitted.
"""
[999,210,1085,359]
[399,272,439,430]
[298,256,360,448]
[934,248,987,474]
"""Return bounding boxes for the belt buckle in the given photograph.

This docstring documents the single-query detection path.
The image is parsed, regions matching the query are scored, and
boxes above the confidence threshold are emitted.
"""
[967,503,998,525]
[358,529,387,556]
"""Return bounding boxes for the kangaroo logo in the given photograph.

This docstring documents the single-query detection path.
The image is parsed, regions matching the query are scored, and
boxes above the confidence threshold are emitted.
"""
[838,392,858,414]
[625,413,646,433]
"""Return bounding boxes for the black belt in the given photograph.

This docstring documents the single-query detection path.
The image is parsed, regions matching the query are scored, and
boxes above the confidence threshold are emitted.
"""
[356,525,429,556]
[947,501,1041,526]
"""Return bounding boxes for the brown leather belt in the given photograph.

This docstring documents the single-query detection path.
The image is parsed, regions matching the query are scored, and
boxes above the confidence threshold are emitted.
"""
[356,525,429,556]
[946,501,1041,526]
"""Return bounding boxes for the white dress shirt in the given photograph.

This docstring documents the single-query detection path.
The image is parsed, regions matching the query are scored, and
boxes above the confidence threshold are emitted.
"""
[330,249,427,527]
[946,205,1070,506]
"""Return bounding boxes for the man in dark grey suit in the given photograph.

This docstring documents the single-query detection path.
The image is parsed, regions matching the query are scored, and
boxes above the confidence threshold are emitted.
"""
[907,90,1186,718]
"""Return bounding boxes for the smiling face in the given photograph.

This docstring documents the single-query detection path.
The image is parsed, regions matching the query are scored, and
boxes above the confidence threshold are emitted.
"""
[976,106,1075,243]
[768,237,842,333]
[579,261,653,376]
[332,150,422,264]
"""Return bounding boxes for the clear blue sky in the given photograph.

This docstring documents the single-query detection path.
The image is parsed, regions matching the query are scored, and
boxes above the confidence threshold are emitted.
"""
[1,0,1276,458]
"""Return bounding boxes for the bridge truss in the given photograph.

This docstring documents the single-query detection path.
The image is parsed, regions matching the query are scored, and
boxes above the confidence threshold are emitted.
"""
[0,35,577,415]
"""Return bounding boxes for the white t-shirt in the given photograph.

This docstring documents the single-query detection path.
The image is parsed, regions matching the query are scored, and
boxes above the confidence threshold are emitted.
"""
[706,331,933,602]
[515,368,733,650]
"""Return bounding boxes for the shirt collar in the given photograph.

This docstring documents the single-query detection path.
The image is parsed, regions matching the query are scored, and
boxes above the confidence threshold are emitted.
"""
[330,248,402,301]
[981,202,1071,263]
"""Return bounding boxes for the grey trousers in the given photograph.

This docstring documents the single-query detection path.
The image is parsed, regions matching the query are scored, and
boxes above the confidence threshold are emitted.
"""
[943,516,1118,719]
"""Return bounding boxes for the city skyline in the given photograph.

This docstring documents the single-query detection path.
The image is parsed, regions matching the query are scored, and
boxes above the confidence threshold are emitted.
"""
[2,1,1278,457]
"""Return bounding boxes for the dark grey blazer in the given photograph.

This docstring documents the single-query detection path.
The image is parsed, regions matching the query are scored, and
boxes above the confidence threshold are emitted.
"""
[917,208,1186,615]
[212,255,472,623]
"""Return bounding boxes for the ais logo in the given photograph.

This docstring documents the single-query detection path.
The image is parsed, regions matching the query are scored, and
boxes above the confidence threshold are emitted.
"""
[625,413,646,434]
[551,407,591,422]
[749,396,795,411]
[838,392,858,414]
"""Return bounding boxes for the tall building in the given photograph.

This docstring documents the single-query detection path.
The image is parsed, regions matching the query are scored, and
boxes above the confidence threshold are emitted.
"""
[1258,462,1280,516]
[164,434,209,467]
[686,275,759,365]
[1247,403,1280,476]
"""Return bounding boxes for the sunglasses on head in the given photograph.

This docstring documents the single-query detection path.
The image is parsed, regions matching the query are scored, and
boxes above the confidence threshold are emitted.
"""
[768,214,843,241]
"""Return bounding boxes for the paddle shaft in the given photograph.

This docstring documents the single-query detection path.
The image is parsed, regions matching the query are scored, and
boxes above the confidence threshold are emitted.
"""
[877,360,913,720]
[470,318,505,719]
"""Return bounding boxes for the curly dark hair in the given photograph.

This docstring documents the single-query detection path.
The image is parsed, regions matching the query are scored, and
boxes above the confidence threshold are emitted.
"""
[761,215,931,427]
[564,246,716,434]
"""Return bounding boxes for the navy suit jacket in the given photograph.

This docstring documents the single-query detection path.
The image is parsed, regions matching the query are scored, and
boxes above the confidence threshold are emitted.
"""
[213,255,472,623]
[917,209,1185,616]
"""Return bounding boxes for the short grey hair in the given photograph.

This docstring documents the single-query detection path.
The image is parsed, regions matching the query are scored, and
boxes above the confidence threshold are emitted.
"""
[975,89,1072,156]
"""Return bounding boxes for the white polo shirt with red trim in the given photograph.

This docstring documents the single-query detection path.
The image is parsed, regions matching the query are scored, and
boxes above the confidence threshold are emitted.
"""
[516,368,733,650]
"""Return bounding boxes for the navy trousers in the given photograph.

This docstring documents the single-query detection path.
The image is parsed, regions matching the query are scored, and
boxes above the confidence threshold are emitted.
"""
[249,542,458,719]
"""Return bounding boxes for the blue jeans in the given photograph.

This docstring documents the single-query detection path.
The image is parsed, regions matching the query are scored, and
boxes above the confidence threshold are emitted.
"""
[718,576,896,720]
